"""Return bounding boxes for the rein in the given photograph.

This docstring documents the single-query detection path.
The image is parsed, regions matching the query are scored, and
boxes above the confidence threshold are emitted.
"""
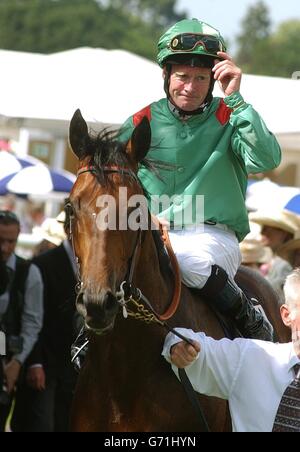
[71,163,210,432]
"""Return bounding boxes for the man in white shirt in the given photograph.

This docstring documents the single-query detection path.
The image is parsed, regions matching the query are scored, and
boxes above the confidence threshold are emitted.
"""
[249,209,300,304]
[162,268,300,432]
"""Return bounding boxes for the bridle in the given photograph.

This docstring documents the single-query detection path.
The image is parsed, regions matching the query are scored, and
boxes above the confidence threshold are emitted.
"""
[68,163,210,432]
[68,164,182,323]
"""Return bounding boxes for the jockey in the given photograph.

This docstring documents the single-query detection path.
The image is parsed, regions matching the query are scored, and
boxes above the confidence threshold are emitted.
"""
[119,18,282,340]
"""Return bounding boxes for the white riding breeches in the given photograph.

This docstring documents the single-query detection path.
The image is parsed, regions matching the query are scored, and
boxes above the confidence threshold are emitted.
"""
[168,224,242,289]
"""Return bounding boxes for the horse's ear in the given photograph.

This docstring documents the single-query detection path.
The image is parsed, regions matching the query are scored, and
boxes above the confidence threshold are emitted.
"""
[129,116,151,162]
[69,109,89,160]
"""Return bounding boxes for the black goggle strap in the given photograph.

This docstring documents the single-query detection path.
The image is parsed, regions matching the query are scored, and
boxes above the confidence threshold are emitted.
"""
[163,64,172,100]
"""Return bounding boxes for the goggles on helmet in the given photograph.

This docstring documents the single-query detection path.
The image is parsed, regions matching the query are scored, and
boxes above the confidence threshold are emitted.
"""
[168,33,226,55]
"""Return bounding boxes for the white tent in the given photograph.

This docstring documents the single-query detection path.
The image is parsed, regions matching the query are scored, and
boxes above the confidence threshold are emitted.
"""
[0,46,299,220]
[0,47,164,129]
[0,47,299,133]
[1,47,300,186]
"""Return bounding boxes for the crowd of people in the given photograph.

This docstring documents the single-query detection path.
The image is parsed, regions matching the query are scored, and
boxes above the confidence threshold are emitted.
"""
[0,16,299,432]
[0,210,79,432]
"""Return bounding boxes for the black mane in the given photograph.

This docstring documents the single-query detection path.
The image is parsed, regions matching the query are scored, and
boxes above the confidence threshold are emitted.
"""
[82,129,132,184]
[79,127,172,187]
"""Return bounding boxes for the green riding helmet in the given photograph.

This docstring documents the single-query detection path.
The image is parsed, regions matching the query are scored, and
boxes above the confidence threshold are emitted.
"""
[157,18,226,68]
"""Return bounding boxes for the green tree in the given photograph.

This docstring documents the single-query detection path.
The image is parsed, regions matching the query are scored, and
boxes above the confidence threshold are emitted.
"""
[0,0,107,53]
[236,0,271,72]
[0,0,185,59]
[236,0,300,77]
[265,21,300,77]
[100,0,186,27]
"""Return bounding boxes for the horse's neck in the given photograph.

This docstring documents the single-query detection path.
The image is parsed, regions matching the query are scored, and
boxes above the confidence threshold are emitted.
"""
[134,231,172,312]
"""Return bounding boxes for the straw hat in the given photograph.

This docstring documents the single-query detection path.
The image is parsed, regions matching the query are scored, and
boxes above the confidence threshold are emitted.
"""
[33,216,66,246]
[249,209,300,235]
[240,239,272,264]
[277,230,300,265]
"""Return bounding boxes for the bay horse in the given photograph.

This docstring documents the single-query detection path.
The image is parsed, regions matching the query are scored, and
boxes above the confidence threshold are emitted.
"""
[68,109,290,432]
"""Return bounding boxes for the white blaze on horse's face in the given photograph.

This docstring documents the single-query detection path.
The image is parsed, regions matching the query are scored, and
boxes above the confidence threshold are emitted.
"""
[68,109,151,334]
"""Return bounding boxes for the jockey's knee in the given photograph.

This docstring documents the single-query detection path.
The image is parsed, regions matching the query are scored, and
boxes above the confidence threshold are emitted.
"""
[177,256,214,289]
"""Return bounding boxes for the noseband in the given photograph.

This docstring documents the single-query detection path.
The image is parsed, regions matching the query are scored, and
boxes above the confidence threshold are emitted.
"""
[68,164,181,323]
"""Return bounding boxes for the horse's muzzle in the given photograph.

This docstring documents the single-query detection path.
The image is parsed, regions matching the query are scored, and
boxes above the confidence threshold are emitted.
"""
[83,290,119,334]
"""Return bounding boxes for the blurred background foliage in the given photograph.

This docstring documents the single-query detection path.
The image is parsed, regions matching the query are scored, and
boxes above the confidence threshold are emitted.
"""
[235,1,300,77]
[0,0,299,77]
[0,0,186,59]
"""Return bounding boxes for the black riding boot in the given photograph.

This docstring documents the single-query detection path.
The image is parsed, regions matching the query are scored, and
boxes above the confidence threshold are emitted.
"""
[200,265,274,341]
[71,327,89,373]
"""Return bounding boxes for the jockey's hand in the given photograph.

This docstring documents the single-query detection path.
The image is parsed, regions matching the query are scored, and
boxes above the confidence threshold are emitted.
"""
[26,366,46,391]
[157,217,170,228]
[170,340,201,368]
[151,215,170,231]
[4,359,21,393]
[213,52,242,96]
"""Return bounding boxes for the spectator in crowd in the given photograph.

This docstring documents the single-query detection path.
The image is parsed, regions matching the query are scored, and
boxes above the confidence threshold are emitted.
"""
[32,216,67,257]
[162,268,300,432]
[0,210,43,431]
[240,237,272,272]
[249,209,300,303]
[21,203,46,234]
[12,212,79,432]
[278,230,300,269]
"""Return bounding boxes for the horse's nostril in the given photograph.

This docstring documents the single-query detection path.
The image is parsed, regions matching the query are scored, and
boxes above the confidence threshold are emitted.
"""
[104,292,118,313]
[86,302,101,319]
[85,292,118,320]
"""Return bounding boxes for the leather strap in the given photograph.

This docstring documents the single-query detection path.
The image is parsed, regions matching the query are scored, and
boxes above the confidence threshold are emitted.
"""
[153,219,181,321]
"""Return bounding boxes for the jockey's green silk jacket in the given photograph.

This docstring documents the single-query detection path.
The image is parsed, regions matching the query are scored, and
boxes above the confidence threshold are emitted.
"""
[120,92,281,241]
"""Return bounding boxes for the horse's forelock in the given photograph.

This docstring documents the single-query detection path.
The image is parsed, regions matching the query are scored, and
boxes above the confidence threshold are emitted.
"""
[76,127,166,190]
[87,129,128,171]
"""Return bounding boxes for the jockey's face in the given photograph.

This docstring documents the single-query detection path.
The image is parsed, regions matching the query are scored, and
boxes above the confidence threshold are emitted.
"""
[168,65,211,112]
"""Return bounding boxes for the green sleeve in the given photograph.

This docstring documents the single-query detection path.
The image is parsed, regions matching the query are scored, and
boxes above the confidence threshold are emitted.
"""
[118,117,134,143]
[224,92,282,174]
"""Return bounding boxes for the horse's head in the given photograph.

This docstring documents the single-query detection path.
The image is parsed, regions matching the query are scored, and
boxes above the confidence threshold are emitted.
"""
[67,109,151,334]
